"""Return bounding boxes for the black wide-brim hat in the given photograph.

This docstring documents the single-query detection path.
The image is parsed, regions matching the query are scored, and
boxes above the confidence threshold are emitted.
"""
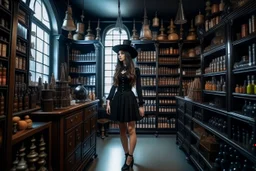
[112,40,138,59]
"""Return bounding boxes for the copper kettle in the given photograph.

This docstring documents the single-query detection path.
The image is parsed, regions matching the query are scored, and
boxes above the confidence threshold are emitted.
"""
[195,11,204,26]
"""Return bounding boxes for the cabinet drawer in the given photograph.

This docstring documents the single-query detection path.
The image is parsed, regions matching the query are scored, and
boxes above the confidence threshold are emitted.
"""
[75,125,82,147]
[82,139,90,157]
[75,146,81,166]
[66,130,76,157]
[84,119,90,140]
[66,152,75,171]
[65,111,83,131]
[90,115,97,133]
[90,133,96,147]
[85,105,98,117]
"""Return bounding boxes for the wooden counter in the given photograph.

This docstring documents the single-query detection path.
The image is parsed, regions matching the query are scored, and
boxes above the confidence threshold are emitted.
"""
[31,100,99,171]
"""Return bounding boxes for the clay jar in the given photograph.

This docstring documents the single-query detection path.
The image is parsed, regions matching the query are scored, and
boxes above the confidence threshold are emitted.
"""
[24,115,33,129]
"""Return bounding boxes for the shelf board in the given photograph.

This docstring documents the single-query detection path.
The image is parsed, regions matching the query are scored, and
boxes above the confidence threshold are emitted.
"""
[0,85,8,90]
[183,40,200,44]
[0,5,11,15]
[201,103,227,116]
[156,129,176,134]
[233,32,256,46]
[181,57,201,61]
[140,74,156,77]
[13,106,41,117]
[0,56,8,62]
[69,72,96,75]
[158,112,176,115]
[18,20,29,29]
[12,122,51,145]
[203,90,226,96]
[229,111,255,124]
[158,63,180,66]
[69,60,96,63]
[202,44,225,57]
[191,130,200,140]
[158,74,180,77]
[0,115,6,121]
[158,54,179,57]
[158,95,177,98]
[136,61,156,64]
[144,111,157,115]
[226,0,256,21]
[0,25,10,34]
[15,68,27,73]
[190,155,204,171]
[70,40,103,47]
[177,131,184,141]
[203,22,225,37]
[233,65,256,74]
[17,35,28,43]
[198,151,213,170]
[203,71,226,77]
[182,75,201,78]
[178,120,184,127]
[184,125,190,132]
[141,85,156,88]
[0,38,9,45]
[159,103,176,106]
[143,96,157,98]
[158,40,179,44]
[192,118,256,163]
[182,65,201,68]
[232,92,256,101]
[185,113,192,120]
[16,50,27,57]
[158,85,179,87]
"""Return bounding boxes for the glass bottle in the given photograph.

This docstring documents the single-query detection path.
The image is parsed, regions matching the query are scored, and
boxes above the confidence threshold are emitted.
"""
[246,101,252,117]
[243,80,247,94]
[242,100,247,115]
[222,82,226,92]
[235,84,239,93]
[247,75,252,94]
[251,75,255,94]
[251,102,256,119]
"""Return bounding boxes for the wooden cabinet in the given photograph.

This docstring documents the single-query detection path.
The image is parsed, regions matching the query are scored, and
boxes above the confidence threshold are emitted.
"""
[31,100,99,171]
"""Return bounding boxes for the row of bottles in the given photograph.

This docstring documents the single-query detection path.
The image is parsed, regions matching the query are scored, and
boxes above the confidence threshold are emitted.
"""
[137,51,156,62]
[70,75,96,85]
[205,76,226,92]
[205,15,221,32]
[142,89,156,96]
[158,117,175,128]
[242,100,256,118]
[182,68,197,76]
[208,116,227,133]
[16,39,27,53]
[144,101,157,112]
[159,67,179,75]
[213,144,255,171]
[234,44,256,69]
[70,65,96,73]
[159,106,176,113]
[136,116,156,128]
[141,77,156,86]
[158,57,179,64]
[138,65,156,75]
[11,136,48,171]
[0,40,7,58]
[158,88,179,96]
[15,56,26,70]
[235,75,256,94]
[205,56,226,73]
[0,16,10,29]
[159,99,176,104]
[70,50,96,61]
[0,93,4,116]
[159,47,179,55]
[159,77,179,85]
[0,63,7,85]
[238,14,255,39]
[231,126,255,153]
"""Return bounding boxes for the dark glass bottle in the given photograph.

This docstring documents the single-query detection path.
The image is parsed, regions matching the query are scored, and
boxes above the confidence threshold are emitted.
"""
[246,101,253,117]
[242,100,247,115]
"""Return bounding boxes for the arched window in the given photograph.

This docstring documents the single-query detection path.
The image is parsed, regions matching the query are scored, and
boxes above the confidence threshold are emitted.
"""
[104,28,128,97]
[29,0,51,83]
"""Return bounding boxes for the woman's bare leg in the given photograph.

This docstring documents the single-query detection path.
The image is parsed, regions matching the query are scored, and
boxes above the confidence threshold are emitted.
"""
[126,121,136,164]
[119,122,129,154]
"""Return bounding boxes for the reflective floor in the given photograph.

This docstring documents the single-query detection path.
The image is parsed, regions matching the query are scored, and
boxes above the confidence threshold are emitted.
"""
[85,134,195,171]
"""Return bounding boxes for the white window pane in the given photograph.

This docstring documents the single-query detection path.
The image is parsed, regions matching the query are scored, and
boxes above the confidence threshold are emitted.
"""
[42,4,50,29]
[36,63,43,73]
[113,40,120,46]
[105,77,113,84]
[43,65,49,75]
[31,23,36,33]
[30,71,36,82]
[29,0,36,10]
[36,73,42,82]
[37,38,43,52]
[36,51,43,63]
[44,32,49,43]
[44,55,49,66]
[105,63,112,70]
[31,35,35,49]
[121,35,128,39]
[30,60,35,71]
[105,47,113,55]
[112,56,117,63]
[44,43,49,55]
[37,27,43,38]
[105,71,112,77]
[35,1,42,21]
[30,49,35,60]
[105,40,113,46]
[43,75,49,83]
[22,0,26,2]
[105,55,113,62]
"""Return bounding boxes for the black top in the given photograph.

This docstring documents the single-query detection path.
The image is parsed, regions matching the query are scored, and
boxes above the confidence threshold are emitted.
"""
[107,67,144,107]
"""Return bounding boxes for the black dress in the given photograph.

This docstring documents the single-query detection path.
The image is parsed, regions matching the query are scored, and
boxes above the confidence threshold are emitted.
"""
[106,67,144,122]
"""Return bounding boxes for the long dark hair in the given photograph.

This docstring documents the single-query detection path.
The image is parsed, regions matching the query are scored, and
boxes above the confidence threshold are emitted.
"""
[113,51,136,86]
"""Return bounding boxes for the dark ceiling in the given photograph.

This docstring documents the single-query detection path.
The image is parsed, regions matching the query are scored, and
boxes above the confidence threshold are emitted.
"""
[63,0,209,21]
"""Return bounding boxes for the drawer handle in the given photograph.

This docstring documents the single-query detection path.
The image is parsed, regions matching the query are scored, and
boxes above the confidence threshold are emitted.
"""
[69,142,72,146]
[70,119,73,123]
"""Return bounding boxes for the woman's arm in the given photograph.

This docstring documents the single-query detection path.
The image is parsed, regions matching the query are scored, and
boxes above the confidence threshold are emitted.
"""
[135,68,144,107]
[106,85,117,102]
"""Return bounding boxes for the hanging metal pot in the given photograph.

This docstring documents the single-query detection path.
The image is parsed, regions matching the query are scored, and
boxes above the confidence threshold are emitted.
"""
[195,11,204,26]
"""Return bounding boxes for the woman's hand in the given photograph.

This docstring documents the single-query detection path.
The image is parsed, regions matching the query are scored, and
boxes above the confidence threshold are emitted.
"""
[106,100,111,115]
[139,106,145,117]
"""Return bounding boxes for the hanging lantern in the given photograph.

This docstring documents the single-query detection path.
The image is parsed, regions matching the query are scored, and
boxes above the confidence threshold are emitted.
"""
[140,7,152,40]
[152,11,159,27]
[174,0,187,25]
[62,5,76,31]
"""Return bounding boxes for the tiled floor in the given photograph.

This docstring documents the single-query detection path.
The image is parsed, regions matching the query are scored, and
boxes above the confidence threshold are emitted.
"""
[85,134,195,171]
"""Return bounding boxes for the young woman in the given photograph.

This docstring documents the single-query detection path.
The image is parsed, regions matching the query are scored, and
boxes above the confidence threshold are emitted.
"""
[106,40,145,171]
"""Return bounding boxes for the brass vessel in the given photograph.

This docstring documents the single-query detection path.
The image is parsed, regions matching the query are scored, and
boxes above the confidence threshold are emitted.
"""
[167,19,179,41]
[186,20,197,40]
